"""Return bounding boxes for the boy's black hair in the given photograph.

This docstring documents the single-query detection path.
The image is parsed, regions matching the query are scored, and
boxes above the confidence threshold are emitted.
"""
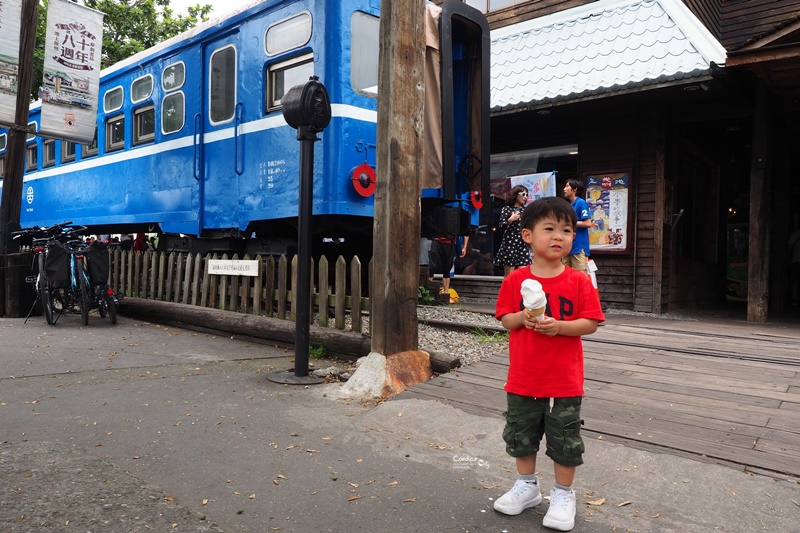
[566,178,584,196]
[520,196,577,230]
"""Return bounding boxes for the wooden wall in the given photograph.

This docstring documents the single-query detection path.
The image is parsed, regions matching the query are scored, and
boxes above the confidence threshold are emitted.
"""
[578,107,661,312]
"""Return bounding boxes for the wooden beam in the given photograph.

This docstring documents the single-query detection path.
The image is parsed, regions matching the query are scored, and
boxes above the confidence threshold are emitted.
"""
[726,43,800,67]
[652,120,666,314]
[747,80,771,322]
[370,0,426,355]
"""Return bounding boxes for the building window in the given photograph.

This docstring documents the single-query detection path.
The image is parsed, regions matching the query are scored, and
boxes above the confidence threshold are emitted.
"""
[106,115,125,152]
[163,62,185,91]
[83,128,98,157]
[351,12,379,96]
[62,141,76,163]
[132,74,154,103]
[265,12,312,55]
[134,106,155,145]
[162,92,185,134]
[26,144,38,171]
[209,45,237,124]
[26,121,37,141]
[104,86,124,112]
[0,133,6,151]
[0,156,5,178]
[43,139,56,167]
[266,53,313,111]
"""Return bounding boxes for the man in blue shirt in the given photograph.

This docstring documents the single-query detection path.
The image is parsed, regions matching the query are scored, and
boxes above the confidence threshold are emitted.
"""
[562,179,591,274]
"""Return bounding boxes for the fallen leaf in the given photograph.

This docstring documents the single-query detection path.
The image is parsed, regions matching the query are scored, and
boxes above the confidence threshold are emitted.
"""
[403,497,417,502]
[388,481,399,487]
[397,411,403,417]
[348,482,359,488]
[617,501,632,507]
[586,498,606,506]
[249,493,256,499]
[347,495,363,501]
[651,513,660,518]
[306,449,320,453]
[202,499,208,506]
[277,474,287,480]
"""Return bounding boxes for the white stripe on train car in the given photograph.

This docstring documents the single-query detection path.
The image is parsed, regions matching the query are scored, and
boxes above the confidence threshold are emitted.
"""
[22,104,377,182]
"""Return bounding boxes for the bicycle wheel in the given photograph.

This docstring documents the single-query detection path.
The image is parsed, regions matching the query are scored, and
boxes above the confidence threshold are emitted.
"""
[37,253,55,326]
[105,293,117,325]
[77,261,90,326]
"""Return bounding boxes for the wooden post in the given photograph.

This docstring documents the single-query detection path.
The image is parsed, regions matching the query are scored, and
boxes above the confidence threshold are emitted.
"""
[748,80,771,322]
[371,0,425,356]
[0,0,39,316]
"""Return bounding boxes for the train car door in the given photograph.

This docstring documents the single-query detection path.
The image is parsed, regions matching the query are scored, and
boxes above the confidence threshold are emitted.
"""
[200,33,242,234]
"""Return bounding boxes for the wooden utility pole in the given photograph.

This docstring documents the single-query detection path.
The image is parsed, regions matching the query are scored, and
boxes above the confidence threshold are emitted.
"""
[0,0,39,316]
[747,80,771,322]
[371,0,426,355]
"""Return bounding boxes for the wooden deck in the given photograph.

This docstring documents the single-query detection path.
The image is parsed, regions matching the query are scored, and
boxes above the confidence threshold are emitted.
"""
[397,313,800,480]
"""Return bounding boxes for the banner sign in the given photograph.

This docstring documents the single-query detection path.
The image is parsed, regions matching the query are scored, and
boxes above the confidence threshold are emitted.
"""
[585,171,631,253]
[509,171,556,204]
[0,0,23,127]
[40,0,104,143]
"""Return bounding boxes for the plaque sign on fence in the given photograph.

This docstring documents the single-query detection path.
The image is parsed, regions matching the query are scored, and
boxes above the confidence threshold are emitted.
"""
[207,259,259,277]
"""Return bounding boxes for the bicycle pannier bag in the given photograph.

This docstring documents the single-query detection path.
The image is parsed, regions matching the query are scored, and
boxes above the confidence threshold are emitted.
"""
[85,240,110,286]
[45,240,70,289]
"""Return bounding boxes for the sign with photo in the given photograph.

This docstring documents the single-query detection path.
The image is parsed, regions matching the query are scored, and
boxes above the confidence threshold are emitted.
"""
[508,171,556,204]
[584,170,631,254]
[39,0,104,143]
[0,0,23,127]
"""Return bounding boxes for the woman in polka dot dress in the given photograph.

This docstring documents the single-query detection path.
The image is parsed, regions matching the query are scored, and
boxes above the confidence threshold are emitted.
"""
[493,185,532,277]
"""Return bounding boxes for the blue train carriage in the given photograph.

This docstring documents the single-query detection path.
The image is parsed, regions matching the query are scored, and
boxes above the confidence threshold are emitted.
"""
[0,0,489,259]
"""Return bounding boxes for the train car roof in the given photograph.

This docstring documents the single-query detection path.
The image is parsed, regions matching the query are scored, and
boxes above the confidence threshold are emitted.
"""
[103,0,268,77]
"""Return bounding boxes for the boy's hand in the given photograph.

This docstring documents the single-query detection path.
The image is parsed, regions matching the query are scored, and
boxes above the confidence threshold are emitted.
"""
[534,316,559,336]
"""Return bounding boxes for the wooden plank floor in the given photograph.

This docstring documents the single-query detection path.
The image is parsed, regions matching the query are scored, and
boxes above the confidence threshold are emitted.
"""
[397,313,800,480]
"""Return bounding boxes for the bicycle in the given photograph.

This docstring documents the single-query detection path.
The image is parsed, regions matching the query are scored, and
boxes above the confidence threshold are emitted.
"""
[84,239,121,325]
[12,224,61,325]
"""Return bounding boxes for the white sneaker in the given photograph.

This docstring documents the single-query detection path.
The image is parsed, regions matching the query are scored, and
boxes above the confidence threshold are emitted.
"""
[493,478,542,515]
[543,487,576,531]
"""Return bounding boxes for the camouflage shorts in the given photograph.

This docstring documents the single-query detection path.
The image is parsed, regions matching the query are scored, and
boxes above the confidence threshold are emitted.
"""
[501,394,585,467]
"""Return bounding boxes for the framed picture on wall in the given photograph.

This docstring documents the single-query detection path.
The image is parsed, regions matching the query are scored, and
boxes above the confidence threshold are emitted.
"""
[582,170,632,254]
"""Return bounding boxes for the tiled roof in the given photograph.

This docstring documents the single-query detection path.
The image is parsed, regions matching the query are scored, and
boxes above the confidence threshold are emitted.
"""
[490,0,727,112]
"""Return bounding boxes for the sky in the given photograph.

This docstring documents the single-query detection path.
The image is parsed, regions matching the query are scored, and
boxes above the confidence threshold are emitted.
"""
[167,0,257,17]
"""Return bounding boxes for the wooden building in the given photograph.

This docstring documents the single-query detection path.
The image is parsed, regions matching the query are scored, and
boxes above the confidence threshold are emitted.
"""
[467,0,800,322]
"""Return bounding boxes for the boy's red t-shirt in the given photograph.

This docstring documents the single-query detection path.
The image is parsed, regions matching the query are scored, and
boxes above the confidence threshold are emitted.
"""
[495,266,605,398]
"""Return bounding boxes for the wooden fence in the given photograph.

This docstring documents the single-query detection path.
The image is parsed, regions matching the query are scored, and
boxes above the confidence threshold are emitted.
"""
[108,250,371,334]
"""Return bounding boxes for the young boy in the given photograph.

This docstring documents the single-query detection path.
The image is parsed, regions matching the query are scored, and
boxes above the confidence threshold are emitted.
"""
[494,196,604,531]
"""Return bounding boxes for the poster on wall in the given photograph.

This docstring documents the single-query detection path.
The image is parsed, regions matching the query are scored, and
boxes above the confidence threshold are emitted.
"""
[39,0,104,143]
[509,171,556,204]
[583,170,631,254]
[0,0,23,127]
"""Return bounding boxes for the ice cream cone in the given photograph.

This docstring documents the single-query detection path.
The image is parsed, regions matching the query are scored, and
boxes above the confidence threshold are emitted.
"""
[525,306,546,320]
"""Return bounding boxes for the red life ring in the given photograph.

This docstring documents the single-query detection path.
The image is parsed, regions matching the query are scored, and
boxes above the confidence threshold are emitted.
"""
[351,163,376,197]
[470,190,483,209]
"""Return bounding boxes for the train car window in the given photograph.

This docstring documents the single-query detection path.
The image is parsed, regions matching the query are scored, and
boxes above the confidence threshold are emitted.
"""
[209,45,237,124]
[83,128,98,158]
[43,139,56,168]
[104,86,124,113]
[26,144,38,171]
[163,62,185,91]
[106,115,125,152]
[265,11,312,56]
[62,141,76,163]
[0,133,6,151]
[134,106,156,145]
[350,11,379,96]
[266,53,313,111]
[162,92,185,134]
[26,121,37,141]
[132,74,154,103]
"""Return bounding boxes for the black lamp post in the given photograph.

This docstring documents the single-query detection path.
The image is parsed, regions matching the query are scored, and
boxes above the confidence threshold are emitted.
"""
[268,76,331,384]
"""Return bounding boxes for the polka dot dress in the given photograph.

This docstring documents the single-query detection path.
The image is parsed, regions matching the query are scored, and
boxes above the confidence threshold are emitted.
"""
[494,205,532,268]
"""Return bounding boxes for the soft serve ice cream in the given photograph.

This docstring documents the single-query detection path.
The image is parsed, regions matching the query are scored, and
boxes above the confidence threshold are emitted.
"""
[521,279,547,320]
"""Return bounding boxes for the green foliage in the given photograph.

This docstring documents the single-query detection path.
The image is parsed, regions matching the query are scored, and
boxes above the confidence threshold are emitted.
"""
[31,0,214,100]
[309,344,326,359]
[471,327,509,345]
[418,285,436,305]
